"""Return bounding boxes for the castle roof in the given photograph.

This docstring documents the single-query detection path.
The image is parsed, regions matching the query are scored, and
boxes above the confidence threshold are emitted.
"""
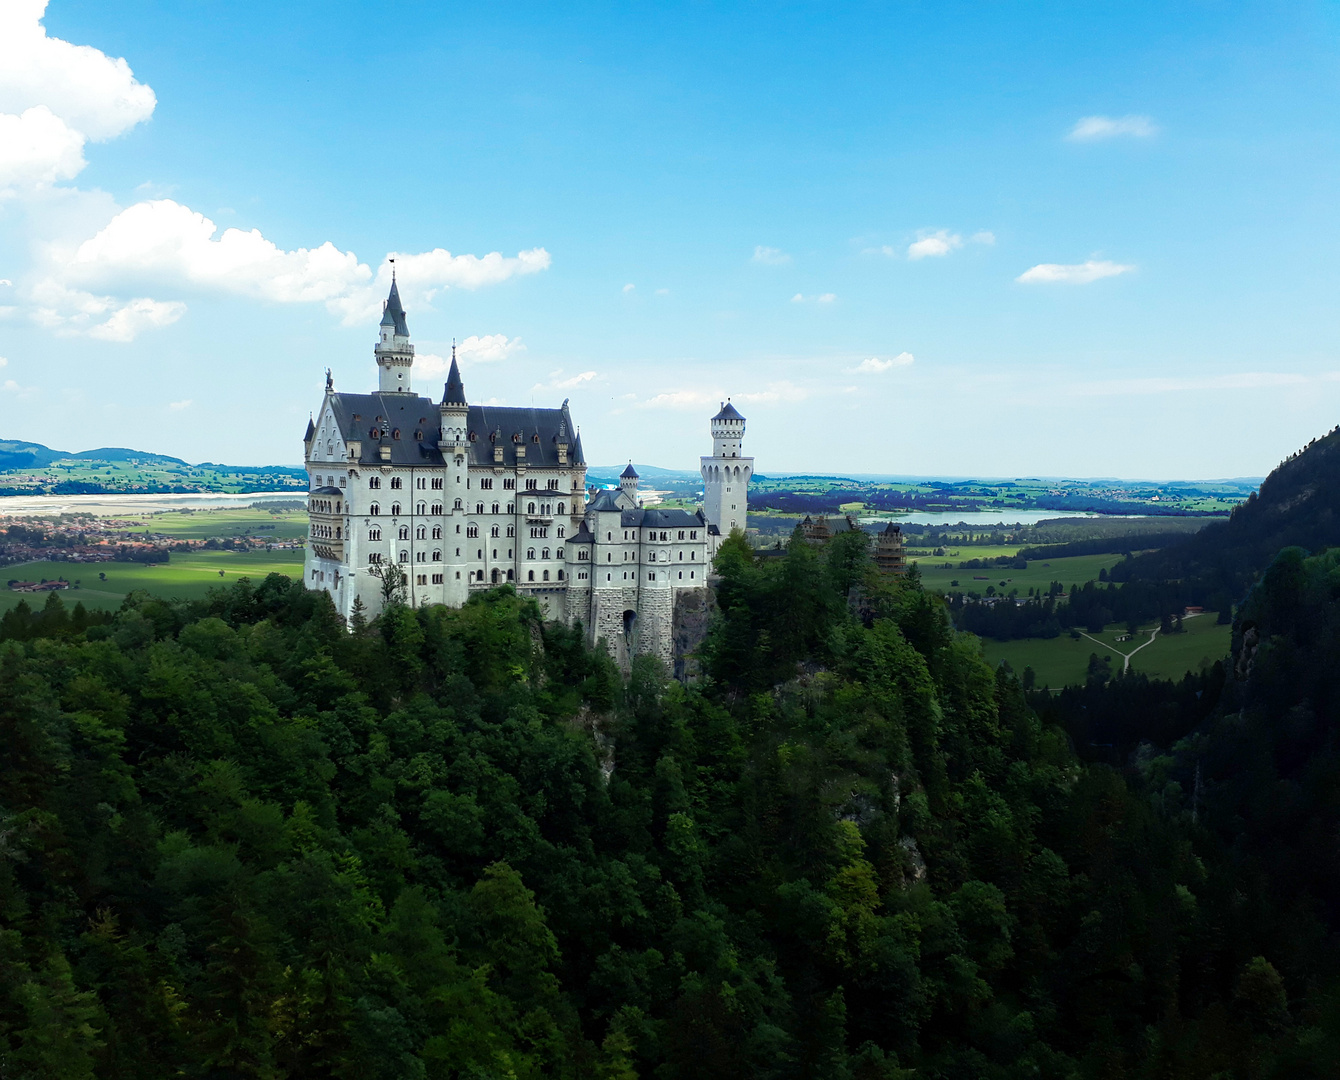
[713,401,744,421]
[567,522,595,544]
[311,486,343,496]
[303,417,315,442]
[620,463,639,479]
[325,391,585,470]
[442,354,466,406]
[620,507,706,529]
[586,489,622,513]
[380,277,409,337]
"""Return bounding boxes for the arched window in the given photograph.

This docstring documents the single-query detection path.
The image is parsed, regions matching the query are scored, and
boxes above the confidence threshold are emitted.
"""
[416,526,426,540]
[543,569,550,581]
[368,526,381,540]
[467,524,479,538]
[492,569,499,583]
[527,502,536,514]
[491,502,500,514]
[527,570,535,581]
[476,503,484,514]
[527,548,535,560]
[507,569,514,581]
[398,550,408,563]
[369,476,381,489]
[416,552,425,562]
[453,499,462,510]
[557,569,564,580]
[417,502,426,515]
[490,525,499,537]
[431,503,442,514]
[390,476,402,489]
[391,502,401,515]
[432,550,441,561]
[432,526,442,539]
[398,526,410,540]
[369,503,380,516]
[542,547,550,560]
[557,502,565,514]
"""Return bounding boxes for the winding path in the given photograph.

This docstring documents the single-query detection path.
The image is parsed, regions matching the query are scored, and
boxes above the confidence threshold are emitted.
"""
[1078,627,1160,673]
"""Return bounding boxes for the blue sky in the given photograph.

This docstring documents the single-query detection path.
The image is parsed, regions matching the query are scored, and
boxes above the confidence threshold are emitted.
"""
[1,1,1338,477]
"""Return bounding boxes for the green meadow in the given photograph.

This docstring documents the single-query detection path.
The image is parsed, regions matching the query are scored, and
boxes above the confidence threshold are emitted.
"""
[981,614,1233,689]
[129,506,309,540]
[911,549,1129,596]
[1,550,306,614]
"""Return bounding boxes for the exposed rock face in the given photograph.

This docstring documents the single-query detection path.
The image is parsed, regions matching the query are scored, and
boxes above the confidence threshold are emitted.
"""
[672,586,715,681]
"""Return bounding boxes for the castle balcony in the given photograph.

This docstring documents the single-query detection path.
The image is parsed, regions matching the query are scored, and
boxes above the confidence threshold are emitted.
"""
[311,541,344,562]
[525,514,554,525]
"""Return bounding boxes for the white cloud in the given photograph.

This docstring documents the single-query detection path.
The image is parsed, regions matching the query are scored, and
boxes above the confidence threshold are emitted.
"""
[790,293,804,303]
[753,245,792,266]
[29,199,549,338]
[908,230,963,260]
[791,292,837,303]
[168,398,192,411]
[848,352,914,374]
[0,2,155,197]
[551,370,597,389]
[86,297,186,342]
[655,288,669,295]
[970,231,996,245]
[0,280,12,286]
[0,356,6,367]
[622,283,635,293]
[417,335,525,377]
[1016,259,1134,284]
[0,106,86,193]
[1068,115,1157,141]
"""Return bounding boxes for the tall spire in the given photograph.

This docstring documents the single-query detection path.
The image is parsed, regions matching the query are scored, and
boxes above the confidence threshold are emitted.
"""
[443,341,466,406]
[381,273,409,337]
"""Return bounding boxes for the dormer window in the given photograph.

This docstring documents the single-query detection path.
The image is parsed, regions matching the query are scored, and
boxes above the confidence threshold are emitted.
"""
[414,429,423,441]
[392,428,400,440]
[469,431,477,441]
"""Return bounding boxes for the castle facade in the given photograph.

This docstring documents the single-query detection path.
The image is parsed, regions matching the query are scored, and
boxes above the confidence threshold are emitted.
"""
[302,278,753,666]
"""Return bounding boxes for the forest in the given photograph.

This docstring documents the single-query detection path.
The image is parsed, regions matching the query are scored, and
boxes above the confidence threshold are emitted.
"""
[0,527,1337,1078]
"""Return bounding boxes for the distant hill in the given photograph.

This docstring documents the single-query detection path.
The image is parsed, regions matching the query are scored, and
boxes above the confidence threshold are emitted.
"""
[67,447,189,466]
[1122,424,1340,600]
[586,464,702,481]
[0,438,306,496]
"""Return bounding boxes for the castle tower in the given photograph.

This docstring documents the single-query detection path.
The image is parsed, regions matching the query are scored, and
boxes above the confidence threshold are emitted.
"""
[375,274,415,393]
[619,463,640,506]
[700,400,753,539]
[437,348,471,606]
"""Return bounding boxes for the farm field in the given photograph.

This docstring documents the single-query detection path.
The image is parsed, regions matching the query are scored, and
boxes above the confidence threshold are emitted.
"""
[913,550,1129,596]
[128,506,308,540]
[981,614,1232,688]
[2,550,306,614]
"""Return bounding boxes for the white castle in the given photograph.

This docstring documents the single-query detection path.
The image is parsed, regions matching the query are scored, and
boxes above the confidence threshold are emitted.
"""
[302,277,754,667]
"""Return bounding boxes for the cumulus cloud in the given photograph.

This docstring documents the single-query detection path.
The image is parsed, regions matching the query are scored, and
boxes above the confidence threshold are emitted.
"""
[416,335,526,378]
[1068,115,1157,141]
[1016,259,1134,284]
[2,5,549,340]
[622,283,635,293]
[752,245,791,266]
[848,353,914,374]
[30,199,550,337]
[0,1,155,196]
[533,370,597,392]
[168,398,192,411]
[908,231,963,260]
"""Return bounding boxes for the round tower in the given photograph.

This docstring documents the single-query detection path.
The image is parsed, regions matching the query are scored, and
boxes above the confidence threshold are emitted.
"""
[700,400,754,541]
[619,462,640,504]
[375,273,415,393]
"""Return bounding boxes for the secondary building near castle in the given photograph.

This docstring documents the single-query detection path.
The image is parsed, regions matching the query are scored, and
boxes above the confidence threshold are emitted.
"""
[302,277,754,667]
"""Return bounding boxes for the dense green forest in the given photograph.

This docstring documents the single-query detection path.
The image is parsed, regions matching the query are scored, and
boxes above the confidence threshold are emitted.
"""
[1,528,1337,1078]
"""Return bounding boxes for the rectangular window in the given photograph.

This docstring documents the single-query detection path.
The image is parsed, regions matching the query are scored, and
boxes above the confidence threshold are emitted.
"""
[504,478,516,489]
[432,573,444,584]
[432,477,442,489]
[416,574,427,585]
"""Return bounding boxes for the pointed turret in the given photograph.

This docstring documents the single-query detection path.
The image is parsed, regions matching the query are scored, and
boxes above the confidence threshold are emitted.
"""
[443,348,466,405]
[438,343,469,447]
[381,276,409,337]
[375,269,415,392]
[618,462,640,505]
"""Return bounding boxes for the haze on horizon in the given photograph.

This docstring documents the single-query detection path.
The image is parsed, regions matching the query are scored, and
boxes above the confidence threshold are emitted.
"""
[1,0,1338,480]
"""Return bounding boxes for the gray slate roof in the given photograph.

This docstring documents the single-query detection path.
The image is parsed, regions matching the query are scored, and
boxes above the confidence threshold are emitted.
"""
[585,489,622,513]
[620,463,639,479]
[326,391,583,469]
[380,279,409,336]
[713,401,744,421]
[621,507,706,529]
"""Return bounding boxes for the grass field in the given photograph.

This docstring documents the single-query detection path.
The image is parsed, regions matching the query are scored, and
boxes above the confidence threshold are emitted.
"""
[128,507,309,540]
[981,614,1232,688]
[913,550,1128,596]
[2,550,306,613]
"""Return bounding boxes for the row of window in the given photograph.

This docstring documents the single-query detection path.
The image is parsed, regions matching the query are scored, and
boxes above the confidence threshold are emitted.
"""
[613,529,699,541]
[399,567,699,587]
